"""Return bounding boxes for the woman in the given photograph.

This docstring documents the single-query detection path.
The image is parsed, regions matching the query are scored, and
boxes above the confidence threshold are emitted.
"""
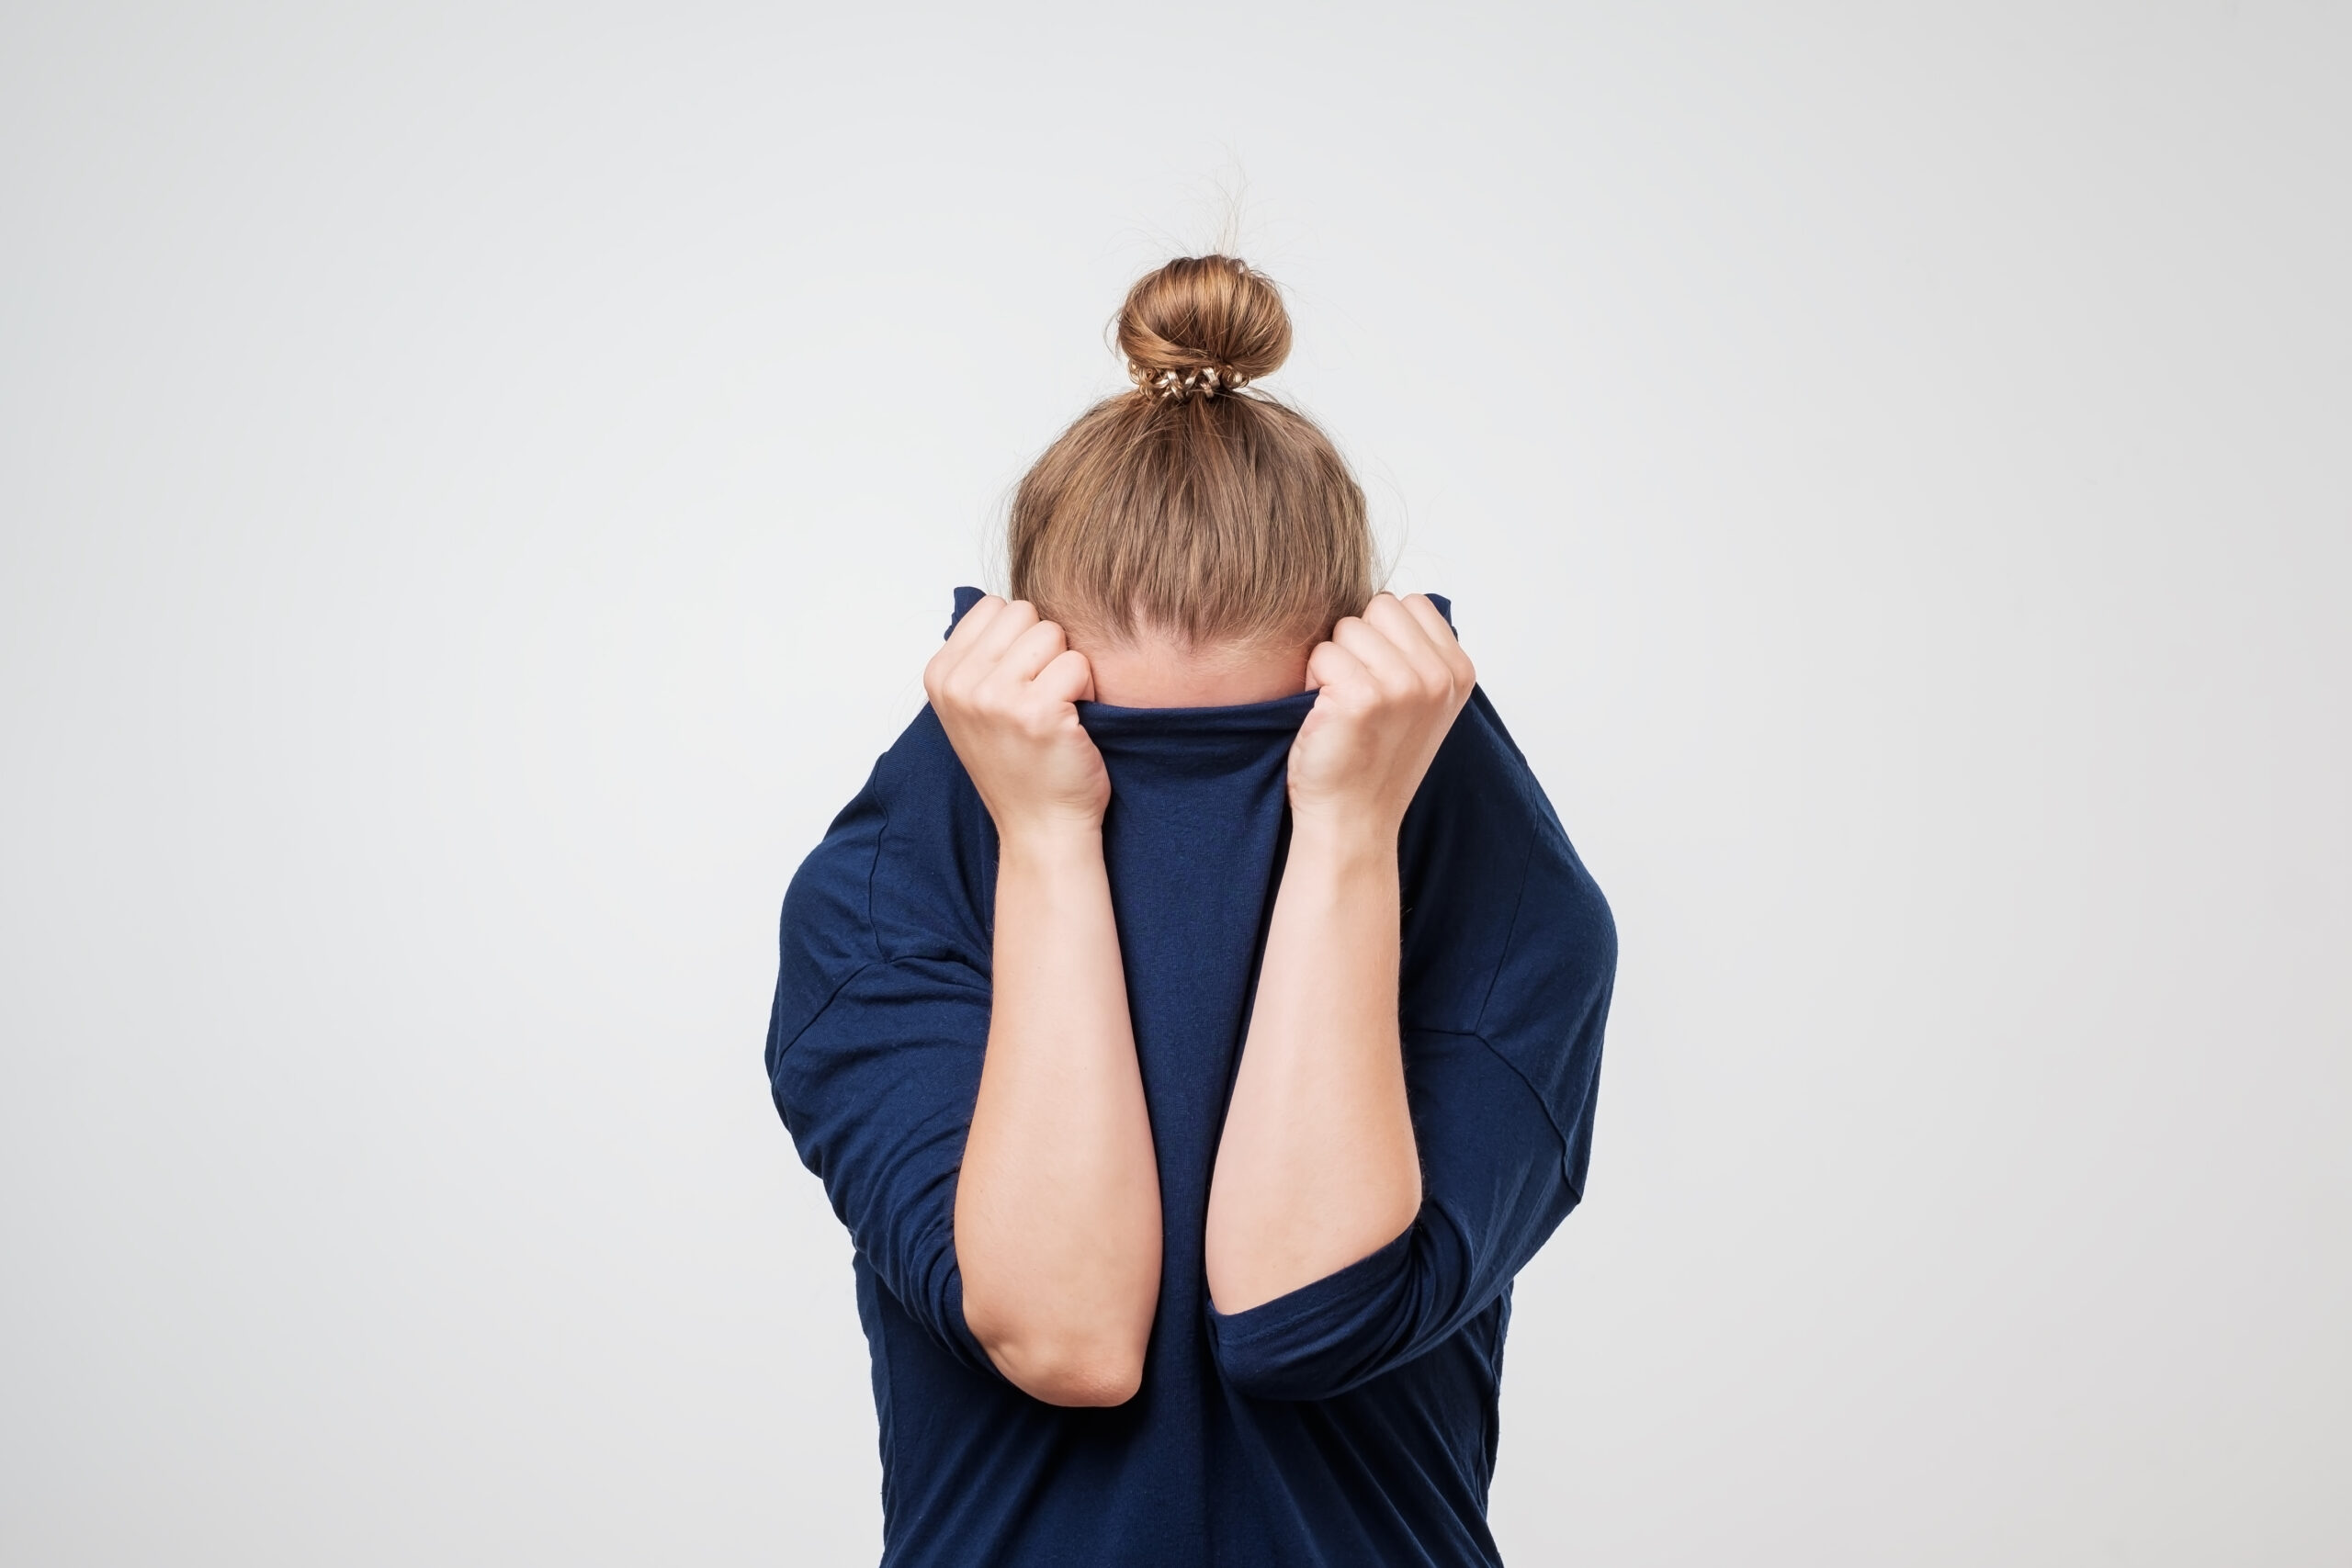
[767,256,1616,1566]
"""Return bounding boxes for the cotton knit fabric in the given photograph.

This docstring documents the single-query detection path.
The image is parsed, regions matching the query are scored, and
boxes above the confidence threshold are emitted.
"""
[766,587,1617,1567]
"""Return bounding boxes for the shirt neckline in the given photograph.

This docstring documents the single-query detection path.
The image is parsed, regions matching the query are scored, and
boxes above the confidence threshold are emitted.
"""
[943,585,1453,736]
[1075,689,1319,737]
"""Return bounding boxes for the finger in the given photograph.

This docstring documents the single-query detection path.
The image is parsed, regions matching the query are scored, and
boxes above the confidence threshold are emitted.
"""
[1395,592,1456,649]
[993,618,1071,687]
[939,594,1006,660]
[963,597,1041,670]
[928,594,1003,694]
[1330,609,1423,694]
[1361,593,1457,690]
[1389,593,1476,692]
[1031,647,1096,706]
[1304,638,1372,697]
[939,602,1039,702]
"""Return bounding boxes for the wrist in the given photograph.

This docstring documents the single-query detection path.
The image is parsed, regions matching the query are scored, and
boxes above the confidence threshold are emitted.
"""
[1283,807,1397,871]
[995,817,1106,873]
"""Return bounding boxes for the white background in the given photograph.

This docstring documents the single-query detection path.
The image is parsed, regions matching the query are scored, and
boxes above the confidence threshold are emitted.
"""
[4,4,2346,1563]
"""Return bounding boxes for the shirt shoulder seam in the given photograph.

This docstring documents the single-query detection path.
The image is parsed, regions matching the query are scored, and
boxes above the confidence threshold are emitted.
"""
[1468,768,1544,1031]
[1411,1020,1586,1205]
[778,785,893,1062]
[772,958,884,1063]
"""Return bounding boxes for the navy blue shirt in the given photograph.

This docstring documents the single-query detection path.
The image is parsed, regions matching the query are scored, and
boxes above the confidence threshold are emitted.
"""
[766,588,1616,1567]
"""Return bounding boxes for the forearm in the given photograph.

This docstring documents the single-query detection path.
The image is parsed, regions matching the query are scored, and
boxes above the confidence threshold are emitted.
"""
[955,825,1162,1404]
[1204,818,1422,1314]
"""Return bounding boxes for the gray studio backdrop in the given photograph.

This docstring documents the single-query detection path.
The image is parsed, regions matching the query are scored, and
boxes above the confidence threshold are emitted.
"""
[4,4,2346,1564]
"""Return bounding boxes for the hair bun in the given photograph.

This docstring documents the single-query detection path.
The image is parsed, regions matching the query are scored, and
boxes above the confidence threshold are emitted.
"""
[1117,255,1292,399]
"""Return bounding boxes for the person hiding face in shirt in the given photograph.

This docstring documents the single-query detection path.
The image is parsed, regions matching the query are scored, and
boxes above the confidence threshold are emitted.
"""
[766,254,1617,1568]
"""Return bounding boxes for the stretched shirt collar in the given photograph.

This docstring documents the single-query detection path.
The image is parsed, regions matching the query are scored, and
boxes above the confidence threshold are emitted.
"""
[943,585,1456,773]
[944,584,1453,728]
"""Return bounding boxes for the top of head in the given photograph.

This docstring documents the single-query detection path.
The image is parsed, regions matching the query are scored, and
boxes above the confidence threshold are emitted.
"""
[1008,254,1374,657]
[1117,255,1292,398]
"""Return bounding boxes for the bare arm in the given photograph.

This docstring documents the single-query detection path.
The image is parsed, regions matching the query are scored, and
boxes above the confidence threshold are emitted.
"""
[1204,594,1476,1314]
[925,598,1161,1406]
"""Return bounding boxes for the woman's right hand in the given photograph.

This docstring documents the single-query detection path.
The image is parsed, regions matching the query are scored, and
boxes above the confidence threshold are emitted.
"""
[934,597,1156,1405]
[923,596,1110,842]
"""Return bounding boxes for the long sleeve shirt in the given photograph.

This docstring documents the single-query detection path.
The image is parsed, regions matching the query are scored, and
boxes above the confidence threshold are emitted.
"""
[765,586,1617,1567]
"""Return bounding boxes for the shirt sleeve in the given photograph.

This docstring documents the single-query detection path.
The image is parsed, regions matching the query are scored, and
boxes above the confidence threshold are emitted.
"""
[1204,1026,1580,1401]
[768,952,1005,1379]
[1205,692,1618,1403]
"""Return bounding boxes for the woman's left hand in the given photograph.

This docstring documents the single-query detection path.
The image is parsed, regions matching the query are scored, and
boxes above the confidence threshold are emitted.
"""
[1207,591,1470,1313]
[1287,592,1476,839]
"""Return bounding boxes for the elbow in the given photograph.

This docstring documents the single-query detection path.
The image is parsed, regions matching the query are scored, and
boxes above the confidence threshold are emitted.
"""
[957,1248,1159,1406]
[979,1330,1147,1407]
[955,1227,1160,1406]
[964,1279,1149,1407]
[1023,1354,1146,1409]
[1204,1224,1428,1402]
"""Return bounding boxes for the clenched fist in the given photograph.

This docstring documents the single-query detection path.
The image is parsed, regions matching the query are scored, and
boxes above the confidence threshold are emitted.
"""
[924,596,1110,843]
[1287,592,1476,840]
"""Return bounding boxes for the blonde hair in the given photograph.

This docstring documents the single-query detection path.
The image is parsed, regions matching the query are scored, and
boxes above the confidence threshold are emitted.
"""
[1007,256,1378,649]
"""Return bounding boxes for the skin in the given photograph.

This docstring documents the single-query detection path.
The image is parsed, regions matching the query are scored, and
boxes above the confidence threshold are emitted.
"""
[923,592,1476,1406]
